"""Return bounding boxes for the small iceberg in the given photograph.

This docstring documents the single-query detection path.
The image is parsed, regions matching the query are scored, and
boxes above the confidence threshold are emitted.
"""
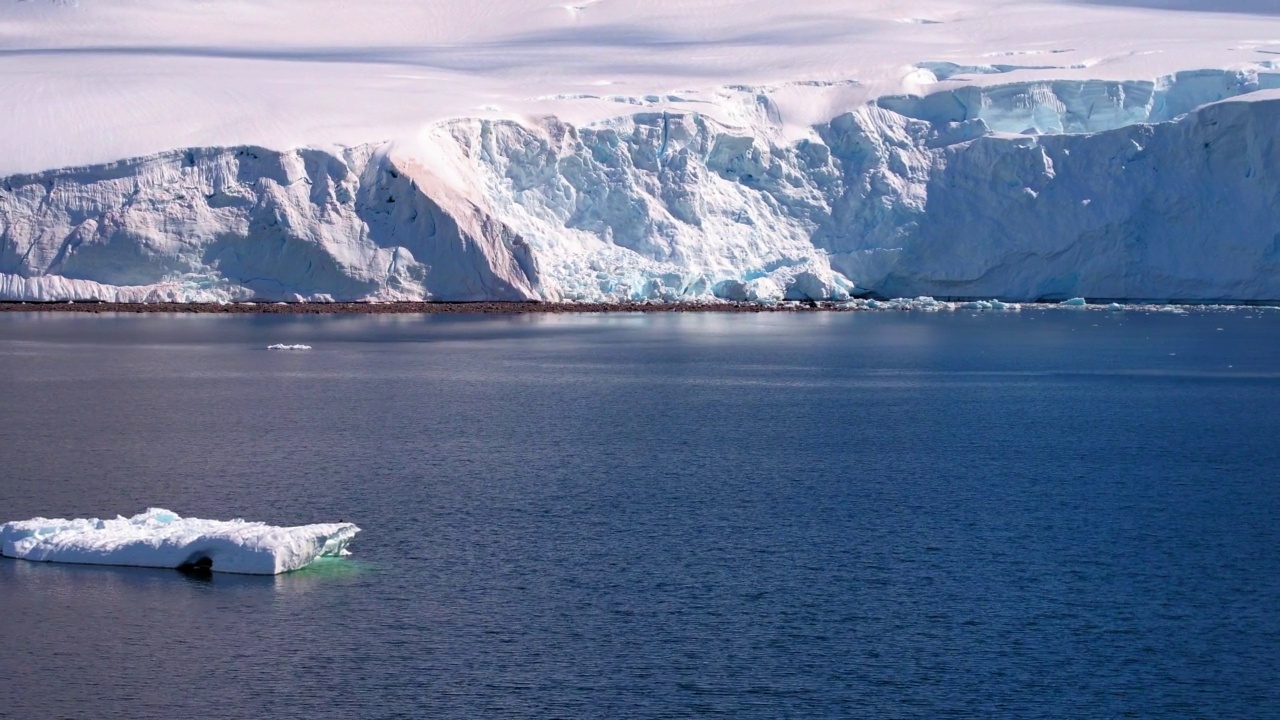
[268,344,312,350]
[960,299,1020,311]
[0,509,360,575]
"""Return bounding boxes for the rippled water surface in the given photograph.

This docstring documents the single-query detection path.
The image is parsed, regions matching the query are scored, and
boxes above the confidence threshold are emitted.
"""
[2,309,1278,719]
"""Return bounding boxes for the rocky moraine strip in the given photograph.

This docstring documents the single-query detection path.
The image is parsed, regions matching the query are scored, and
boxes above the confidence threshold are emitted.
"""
[0,301,844,314]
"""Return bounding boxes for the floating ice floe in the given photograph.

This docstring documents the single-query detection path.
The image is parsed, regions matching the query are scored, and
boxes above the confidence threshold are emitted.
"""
[268,344,312,350]
[959,299,1019,311]
[0,508,360,575]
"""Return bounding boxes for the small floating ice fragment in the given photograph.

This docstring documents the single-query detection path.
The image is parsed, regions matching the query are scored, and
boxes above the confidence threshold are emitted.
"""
[960,299,1019,311]
[0,509,360,575]
[1060,297,1088,307]
[268,344,312,350]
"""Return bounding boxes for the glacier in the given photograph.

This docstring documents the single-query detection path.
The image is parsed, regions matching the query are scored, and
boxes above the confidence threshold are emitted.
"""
[1,0,1279,304]
[4,91,1279,304]
[0,508,360,575]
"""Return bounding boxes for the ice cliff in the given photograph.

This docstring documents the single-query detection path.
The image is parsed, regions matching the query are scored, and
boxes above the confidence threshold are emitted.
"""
[3,77,1279,303]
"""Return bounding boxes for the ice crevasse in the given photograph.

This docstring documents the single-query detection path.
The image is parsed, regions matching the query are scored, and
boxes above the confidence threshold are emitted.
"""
[3,77,1280,304]
[0,509,360,575]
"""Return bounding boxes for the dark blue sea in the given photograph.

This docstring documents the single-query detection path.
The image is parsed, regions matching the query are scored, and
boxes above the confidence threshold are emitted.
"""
[1,308,1278,719]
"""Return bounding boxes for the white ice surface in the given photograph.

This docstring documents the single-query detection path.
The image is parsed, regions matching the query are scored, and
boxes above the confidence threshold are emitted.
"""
[2,0,1279,175]
[3,1,1280,303]
[0,509,360,575]
[268,344,312,351]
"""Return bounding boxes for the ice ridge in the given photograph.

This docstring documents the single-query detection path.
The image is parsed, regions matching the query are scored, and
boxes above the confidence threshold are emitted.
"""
[882,65,1280,135]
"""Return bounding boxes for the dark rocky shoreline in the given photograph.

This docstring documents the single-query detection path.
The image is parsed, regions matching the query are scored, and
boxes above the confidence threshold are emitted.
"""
[0,301,832,314]
[4,299,1274,314]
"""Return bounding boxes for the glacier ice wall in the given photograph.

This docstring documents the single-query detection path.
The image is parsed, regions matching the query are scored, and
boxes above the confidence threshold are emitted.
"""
[2,81,1279,303]
[878,97,1280,300]
[882,66,1280,135]
[0,143,540,302]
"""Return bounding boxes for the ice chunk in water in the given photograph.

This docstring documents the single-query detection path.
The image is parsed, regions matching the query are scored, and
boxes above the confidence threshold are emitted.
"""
[0,509,359,575]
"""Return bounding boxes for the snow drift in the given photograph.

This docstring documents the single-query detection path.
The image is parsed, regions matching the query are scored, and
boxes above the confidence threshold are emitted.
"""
[0,509,360,575]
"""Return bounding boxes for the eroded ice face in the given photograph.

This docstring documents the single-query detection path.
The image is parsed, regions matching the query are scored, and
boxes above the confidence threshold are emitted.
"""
[0,509,360,575]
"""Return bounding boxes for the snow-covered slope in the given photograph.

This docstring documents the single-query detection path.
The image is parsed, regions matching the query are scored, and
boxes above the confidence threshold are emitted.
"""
[2,0,1279,302]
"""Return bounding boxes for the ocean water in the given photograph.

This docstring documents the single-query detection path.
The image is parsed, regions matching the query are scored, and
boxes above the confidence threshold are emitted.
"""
[1,309,1277,719]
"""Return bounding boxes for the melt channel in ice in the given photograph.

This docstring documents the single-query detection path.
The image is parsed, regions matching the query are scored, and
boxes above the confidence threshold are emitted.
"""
[0,508,360,575]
